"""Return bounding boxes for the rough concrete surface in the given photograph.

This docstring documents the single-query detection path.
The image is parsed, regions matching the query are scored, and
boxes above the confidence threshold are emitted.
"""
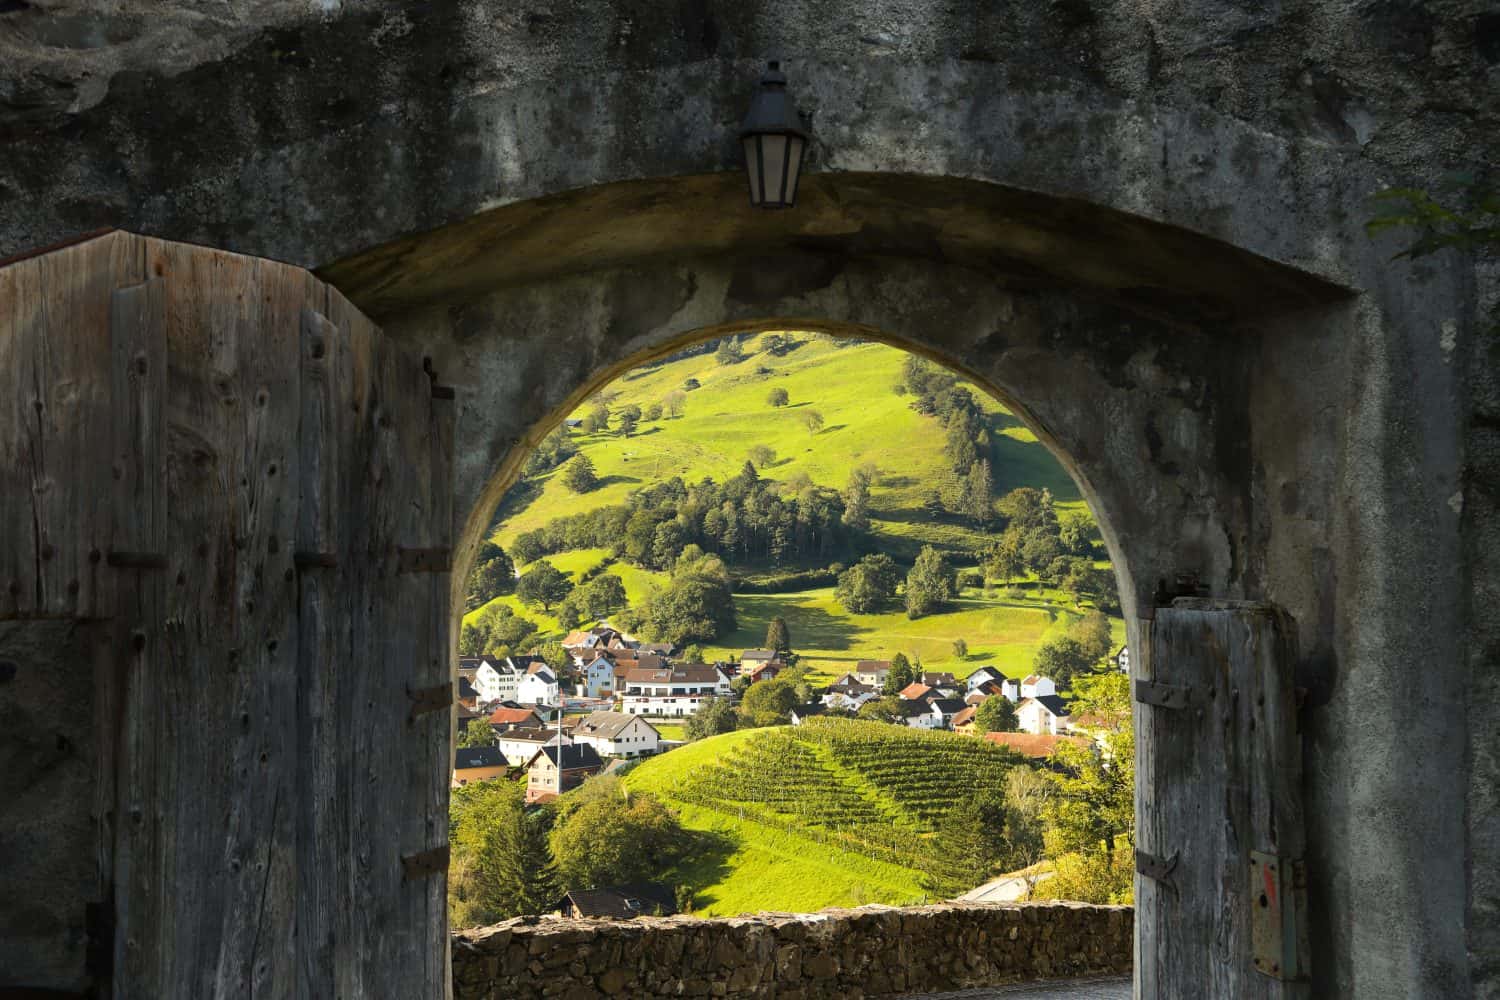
[0,2,1494,998]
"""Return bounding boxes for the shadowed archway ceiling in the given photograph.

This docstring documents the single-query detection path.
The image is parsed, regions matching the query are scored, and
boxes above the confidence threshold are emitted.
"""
[319,172,1349,327]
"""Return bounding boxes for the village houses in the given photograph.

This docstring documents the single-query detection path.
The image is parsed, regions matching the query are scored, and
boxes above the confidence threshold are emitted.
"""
[570,711,661,759]
[516,660,560,705]
[1016,693,1071,734]
[524,743,605,803]
[578,655,616,698]
[497,727,571,767]
[452,746,508,787]
[621,663,733,717]
[464,656,519,703]
[854,659,891,688]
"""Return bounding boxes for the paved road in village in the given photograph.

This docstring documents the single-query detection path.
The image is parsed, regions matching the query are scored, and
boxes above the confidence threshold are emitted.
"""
[899,977,1132,999]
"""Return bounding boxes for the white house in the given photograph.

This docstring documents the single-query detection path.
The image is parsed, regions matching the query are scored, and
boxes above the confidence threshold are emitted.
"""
[1020,674,1057,699]
[899,698,944,729]
[579,656,616,699]
[571,711,660,758]
[789,703,828,725]
[928,697,968,729]
[496,727,571,767]
[855,660,892,688]
[965,666,1005,692]
[1115,645,1130,674]
[467,657,518,703]
[823,680,879,711]
[1017,694,1070,735]
[621,664,733,717]
[516,662,560,705]
[1001,678,1021,702]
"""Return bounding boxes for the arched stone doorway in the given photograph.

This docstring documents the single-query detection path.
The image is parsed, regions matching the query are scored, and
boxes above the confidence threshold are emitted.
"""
[1,3,1488,993]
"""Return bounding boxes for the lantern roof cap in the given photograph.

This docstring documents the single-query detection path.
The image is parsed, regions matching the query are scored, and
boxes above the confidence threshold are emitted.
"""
[741,60,807,138]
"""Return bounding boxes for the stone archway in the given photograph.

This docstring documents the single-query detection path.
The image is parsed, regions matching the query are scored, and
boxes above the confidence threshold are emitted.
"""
[1,3,1490,994]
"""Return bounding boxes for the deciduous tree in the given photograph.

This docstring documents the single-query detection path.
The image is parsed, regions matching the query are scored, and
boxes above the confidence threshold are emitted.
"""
[765,617,791,657]
[835,554,901,613]
[562,453,599,493]
[685,696,738,740]
[767,386,789,407]
[449,781,562,926]
[457,716,496,748]
[465,541,515,610]
[974,695,1018,734]
[516,561,573,612]
[550,790,689,893]
[905,545,955,619]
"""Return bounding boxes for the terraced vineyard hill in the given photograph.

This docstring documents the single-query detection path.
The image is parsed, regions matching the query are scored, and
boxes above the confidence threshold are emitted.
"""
[620,719,1025,916]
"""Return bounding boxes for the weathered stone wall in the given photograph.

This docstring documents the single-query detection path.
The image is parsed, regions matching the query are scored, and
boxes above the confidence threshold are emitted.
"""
[451,903,1132,999]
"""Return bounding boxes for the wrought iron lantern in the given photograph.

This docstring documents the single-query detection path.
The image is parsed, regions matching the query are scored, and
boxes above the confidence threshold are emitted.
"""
[740,61,808,209]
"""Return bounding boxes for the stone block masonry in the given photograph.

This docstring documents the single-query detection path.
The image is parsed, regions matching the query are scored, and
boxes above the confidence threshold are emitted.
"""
[451,902,1132,999]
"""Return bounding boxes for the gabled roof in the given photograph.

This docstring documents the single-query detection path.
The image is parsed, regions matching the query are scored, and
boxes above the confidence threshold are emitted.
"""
[829,672,862,687]
[523,663,557,682]
[1021,694,1070,717]
[790,702,826,719]
[533,743,604,770]
[898,682,934,701]
[965,691,990,706]
[575,710,657,740]
[895,698,932,718]
[563,882,676,919]
[1022,674,1043,686]
[454,747,506,770]
[951,706,977,727]
[930,698,967,714]
[561,630,595,648]
[983,732,1088,758]
[740,649,779,662]
[458,677,480,701]
[965,666,1004,683]
[498,727,568,744]
[489,706,543,725]
[855,659,891,671]
[625,664,724,685]
[922,672,959,688]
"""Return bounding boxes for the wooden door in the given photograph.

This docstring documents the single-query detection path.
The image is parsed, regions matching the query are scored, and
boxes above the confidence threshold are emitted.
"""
[1135,599,1309,999]
[0,231,454,998]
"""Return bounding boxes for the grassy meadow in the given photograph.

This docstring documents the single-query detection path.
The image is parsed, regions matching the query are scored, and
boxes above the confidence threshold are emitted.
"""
[468,332,1120,678]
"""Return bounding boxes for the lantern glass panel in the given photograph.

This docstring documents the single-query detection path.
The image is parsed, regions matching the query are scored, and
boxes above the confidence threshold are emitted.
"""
[783,135,805,206]
[760,134,788,206]
[742,136,763,204]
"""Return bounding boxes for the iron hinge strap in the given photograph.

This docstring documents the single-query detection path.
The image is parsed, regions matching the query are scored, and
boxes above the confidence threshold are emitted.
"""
[401,844,449,880]
[1134,678,1198,709]
[1136,849,1179,891]
[407,682,452,720]
[106,550,168,570]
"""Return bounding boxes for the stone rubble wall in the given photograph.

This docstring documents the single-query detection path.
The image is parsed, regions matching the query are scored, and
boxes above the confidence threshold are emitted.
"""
[451,902,1132,999]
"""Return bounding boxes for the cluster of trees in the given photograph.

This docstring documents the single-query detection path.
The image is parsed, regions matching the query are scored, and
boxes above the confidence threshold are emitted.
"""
[522,426,578,478]
[982,487,1116,611]
[897,356,996,526]
[459,602,540,658]
[1033,672,1134,903]
[617,547,736,644]
[922,768,1051,898]
[511,466,856,572]
[832,544,956,621]
[555,573,628,627]
[449,776,696,928]
[1033,609,1114,687]
[464,541,515,611]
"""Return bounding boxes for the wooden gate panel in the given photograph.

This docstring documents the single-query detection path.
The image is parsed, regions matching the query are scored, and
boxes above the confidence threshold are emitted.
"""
[1137,600,1307,999]
[1,232,453,998]
[1,232,140,620]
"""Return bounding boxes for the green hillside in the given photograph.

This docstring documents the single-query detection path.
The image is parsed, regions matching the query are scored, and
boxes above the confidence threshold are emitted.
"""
[491,332,1085,559]
[469,333,1119,678]
[621,719,1024,915]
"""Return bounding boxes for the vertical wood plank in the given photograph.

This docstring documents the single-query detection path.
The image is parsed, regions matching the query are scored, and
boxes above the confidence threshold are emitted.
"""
[294,294,344,1000]
[0,255,42,618]
[1140,600,1306,1000]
